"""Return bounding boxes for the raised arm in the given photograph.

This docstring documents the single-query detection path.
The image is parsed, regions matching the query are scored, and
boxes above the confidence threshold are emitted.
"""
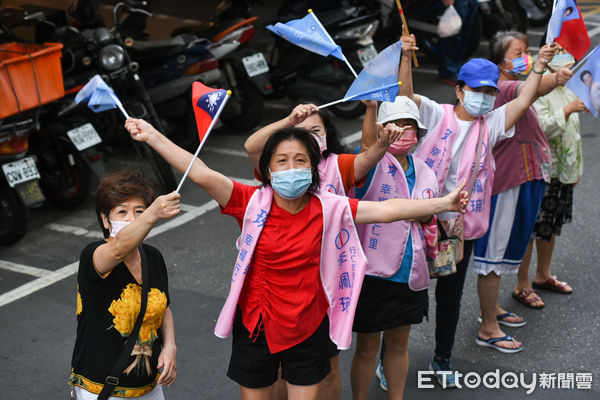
[532,67,573,97]
[356,180,467,224]
[244,104,317,171]
[505,44,557,131]
[398,27,421,107]
[359,100,378,151]
[93,191,181,274]
[353,122,404,181]
[125,118,233,207]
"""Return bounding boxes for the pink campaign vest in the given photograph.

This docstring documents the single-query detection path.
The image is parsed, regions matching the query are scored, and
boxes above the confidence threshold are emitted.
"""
[214,186,368,350]
[318,153,346,196]
[414,104,495,240]
[356,153,438,291]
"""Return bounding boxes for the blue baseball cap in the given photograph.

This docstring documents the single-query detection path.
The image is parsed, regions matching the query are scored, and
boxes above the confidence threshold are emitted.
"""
[457,58,499,90]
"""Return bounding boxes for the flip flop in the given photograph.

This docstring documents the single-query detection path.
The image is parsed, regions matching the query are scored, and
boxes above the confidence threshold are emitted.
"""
[475,334,524,354]
[532,276,573,294]
[512,288,545,309]
[477,312,527,327]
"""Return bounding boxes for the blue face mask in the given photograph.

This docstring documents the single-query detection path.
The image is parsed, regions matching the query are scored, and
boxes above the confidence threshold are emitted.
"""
[461,90,496,117]
[269,168,312,199]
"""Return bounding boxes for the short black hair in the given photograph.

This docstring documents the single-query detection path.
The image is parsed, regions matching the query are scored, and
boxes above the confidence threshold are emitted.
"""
[580,70,592,82]
[258,127,321,193]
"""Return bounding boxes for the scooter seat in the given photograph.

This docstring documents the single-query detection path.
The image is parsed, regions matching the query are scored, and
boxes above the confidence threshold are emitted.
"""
[128,34,210,61]
[171,18,245,42]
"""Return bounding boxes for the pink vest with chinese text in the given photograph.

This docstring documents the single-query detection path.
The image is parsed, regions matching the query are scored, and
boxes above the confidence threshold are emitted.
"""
[214,186,368,350]
[414,104,494,240]
[356,153,438,291]
[318,153,346,195]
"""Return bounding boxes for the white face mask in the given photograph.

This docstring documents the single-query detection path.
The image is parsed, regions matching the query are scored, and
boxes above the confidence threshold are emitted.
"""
[109,219,130,237]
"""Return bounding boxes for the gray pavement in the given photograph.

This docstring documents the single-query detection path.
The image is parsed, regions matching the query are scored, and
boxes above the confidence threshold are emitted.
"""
[1,1,600,399]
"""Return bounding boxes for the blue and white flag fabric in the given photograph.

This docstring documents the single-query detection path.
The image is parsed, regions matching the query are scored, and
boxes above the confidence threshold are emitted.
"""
[344,41,401,100]
[75,74,127,116]
[266,10,344,60]
[566,44,600,117]
[344,81,401,103]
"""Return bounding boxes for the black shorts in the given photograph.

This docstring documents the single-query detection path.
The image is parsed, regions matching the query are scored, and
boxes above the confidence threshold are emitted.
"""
[227,311,332,388]
[353,275,428,333]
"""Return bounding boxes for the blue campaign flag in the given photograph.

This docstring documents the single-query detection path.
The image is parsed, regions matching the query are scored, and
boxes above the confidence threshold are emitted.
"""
[566,44,600,117]
[345,81,401,103]
[266,10,344,60]
[344,41,401,100]
[75,74,127,116]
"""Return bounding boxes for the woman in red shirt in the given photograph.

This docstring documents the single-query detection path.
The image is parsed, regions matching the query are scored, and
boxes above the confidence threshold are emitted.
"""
[125,118,468,400]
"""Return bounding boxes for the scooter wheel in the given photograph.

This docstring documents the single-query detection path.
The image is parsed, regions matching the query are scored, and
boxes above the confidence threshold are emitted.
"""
[0,185,28,246]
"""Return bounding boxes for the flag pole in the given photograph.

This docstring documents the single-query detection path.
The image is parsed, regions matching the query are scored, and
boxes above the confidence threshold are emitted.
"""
[317,81,402,109]
[109,92,129,119]
[308,9,357,77]
[342,54,358,78]
[395,0,419,68]
[176,91,231,193]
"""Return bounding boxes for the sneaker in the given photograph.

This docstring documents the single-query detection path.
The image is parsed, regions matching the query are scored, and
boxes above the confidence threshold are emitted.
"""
[429,356,458,389]
[375,363,388,391]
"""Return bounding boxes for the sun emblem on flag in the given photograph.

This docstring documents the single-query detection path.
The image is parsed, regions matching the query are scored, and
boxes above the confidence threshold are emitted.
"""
[205,91,223,114]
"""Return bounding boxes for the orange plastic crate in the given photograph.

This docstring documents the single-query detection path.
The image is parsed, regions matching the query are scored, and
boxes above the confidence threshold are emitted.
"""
[0,42,65,119]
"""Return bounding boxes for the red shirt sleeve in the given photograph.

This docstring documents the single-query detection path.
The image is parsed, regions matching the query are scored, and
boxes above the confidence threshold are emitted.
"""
[349,198,359,220]
[336,153,367,193]
[220,181,260,228]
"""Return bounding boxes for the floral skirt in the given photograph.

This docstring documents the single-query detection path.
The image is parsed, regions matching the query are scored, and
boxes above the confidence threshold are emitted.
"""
[533,178,573,241]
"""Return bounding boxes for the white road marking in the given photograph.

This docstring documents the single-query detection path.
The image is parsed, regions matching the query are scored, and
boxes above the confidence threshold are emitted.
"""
[586,24,600,38]
[0,261,78,308]
[343,130,362,145]
[0,261,51,278]
[203,147,248,157]
[46,223,103,238]
[0,177,258,308]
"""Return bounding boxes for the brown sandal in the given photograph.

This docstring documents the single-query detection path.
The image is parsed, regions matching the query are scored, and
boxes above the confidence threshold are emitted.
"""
[532,276,573,294]
[512,288,545,309]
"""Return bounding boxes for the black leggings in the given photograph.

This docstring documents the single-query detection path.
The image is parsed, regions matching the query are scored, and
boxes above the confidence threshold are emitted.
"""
[434,239,475,360]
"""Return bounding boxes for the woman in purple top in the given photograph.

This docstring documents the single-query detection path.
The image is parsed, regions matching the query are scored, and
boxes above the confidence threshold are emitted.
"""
[473,31,573,353]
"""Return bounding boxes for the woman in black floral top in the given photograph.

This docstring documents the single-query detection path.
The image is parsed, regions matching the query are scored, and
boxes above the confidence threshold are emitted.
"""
[69,171,180,399]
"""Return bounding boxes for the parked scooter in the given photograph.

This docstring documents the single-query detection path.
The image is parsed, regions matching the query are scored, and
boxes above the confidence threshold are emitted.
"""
[109,1,223,148]
[170,0,269,131]
[0,118,44,245]
[268,5,381,119]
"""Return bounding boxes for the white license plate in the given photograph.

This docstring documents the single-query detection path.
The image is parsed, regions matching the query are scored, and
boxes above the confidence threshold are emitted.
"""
[2,156,40,188]
[67,123,102,151]
[242,52,269,78]
[357,44,378,68]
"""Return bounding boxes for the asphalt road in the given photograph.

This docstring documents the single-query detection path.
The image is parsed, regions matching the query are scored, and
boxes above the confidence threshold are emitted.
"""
[1,1,600,399]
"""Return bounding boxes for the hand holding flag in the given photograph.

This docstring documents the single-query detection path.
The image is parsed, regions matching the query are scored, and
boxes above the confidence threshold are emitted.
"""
[75,74,129,118]
[267,9,357,77]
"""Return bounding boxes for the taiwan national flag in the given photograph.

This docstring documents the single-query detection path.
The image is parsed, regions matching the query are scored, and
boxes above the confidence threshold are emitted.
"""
[547,0,590,60]
[192,81,230,146]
